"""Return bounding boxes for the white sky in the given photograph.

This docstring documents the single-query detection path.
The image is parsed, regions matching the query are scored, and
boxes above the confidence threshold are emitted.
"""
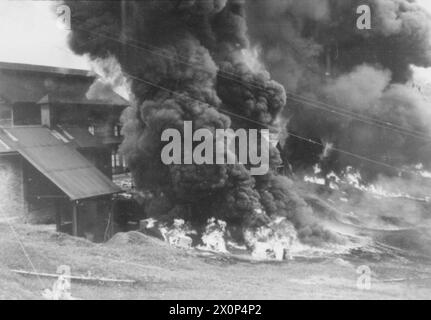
[418,0,431,13]
[0,0,431,75]
[0,0,89,69]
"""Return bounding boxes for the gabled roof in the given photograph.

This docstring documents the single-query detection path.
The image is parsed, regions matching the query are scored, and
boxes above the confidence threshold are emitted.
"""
[0,61,94,77]
[37,93,128,108]
[0,127,122,200]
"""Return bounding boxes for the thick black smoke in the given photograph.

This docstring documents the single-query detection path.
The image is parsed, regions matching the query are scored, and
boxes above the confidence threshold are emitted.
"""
[64,0,334,244]
[247,0,431,181]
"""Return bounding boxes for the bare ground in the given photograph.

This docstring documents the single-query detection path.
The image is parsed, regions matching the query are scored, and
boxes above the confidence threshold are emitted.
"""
[1,223,431,300]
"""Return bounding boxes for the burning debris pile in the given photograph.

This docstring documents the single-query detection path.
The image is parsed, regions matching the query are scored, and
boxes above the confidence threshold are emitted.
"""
[247,0,431,180]
[141,217,228,252]
[244,215,296,260]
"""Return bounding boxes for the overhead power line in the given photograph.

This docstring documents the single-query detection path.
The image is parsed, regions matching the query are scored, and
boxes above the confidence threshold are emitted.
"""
[71,23,431,141]
[62,23,424,175]
[125,72,413,175]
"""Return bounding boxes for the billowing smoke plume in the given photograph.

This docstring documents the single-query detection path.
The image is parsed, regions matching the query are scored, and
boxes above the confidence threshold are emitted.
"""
[64,0,334,245]
[247,0,431,180]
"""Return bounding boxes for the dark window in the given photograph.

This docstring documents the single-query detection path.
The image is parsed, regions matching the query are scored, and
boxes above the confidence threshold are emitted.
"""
[13,103,41,126]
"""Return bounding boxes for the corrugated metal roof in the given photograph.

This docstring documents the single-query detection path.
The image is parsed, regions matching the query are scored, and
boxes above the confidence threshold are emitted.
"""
[0,127,121,200]
[55,126,103,149]
[0,137,13,153]
[0,129,16,153]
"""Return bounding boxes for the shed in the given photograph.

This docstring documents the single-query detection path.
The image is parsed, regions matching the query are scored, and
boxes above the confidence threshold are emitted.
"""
[0,126,122,238]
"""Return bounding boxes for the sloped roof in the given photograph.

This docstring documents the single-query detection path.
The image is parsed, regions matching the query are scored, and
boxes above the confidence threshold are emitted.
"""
[0,136,14,153]
[0,127,122,200]
[0,61,93,77]
[55,125,103,149]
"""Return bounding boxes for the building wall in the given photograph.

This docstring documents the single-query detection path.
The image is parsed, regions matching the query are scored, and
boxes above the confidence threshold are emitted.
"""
[0,155,61,224]
[0,154,24,220]
[0,67,93,105]
[23,160,61,224]
[0,154,115,241]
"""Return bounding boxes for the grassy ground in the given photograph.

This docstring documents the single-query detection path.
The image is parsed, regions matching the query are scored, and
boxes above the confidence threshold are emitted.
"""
[1,223,431,300]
